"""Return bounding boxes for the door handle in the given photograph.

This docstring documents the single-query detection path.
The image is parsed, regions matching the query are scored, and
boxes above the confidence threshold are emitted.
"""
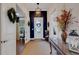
[0,40,7,44]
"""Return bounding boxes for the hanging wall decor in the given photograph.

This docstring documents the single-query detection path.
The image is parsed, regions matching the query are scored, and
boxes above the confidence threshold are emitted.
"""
[47,22,49,27]
[28,21,30,26]
[7,8,17,23]
[16,17,19,23]
[53,28,56,35]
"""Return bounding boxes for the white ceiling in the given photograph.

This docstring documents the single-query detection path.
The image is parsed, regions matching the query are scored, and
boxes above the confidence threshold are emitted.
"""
[25,3,52,11]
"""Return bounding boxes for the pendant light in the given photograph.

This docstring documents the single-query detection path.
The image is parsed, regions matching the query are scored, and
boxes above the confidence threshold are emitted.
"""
[35,3,41,16]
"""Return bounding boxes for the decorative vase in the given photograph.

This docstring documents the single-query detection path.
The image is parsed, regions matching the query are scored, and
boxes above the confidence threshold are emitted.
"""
[61,30,67,44]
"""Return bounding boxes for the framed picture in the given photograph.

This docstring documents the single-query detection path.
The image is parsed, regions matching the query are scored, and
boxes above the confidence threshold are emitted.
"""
[69,37,79,53]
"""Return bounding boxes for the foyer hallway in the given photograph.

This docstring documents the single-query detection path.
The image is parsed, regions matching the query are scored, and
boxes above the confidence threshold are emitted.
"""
[18,39,57,55]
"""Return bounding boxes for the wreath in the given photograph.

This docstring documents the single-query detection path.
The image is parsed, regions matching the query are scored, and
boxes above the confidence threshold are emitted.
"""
[7,8,17,23]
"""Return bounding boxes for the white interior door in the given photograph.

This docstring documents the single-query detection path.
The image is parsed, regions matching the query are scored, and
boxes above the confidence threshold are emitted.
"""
[34,17,43,39]
[0,4,16,55]
[1,34,16,55]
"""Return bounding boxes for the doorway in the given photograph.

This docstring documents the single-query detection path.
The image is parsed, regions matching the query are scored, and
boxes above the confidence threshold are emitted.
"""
[29,11,47,39]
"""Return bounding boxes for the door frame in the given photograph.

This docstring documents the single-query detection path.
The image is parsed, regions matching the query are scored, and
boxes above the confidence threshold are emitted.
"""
[29,11,47,38]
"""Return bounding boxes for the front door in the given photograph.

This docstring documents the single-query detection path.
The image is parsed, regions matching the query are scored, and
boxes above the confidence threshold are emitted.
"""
[34,17,43,38]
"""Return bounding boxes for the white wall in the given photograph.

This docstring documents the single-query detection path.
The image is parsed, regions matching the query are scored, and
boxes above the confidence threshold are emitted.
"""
[1,3,16,55]
[48,4,64,43]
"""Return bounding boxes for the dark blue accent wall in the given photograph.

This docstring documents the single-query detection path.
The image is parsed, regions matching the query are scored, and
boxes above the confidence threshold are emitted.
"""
[29,11,47,38]
[29,11,34,38]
